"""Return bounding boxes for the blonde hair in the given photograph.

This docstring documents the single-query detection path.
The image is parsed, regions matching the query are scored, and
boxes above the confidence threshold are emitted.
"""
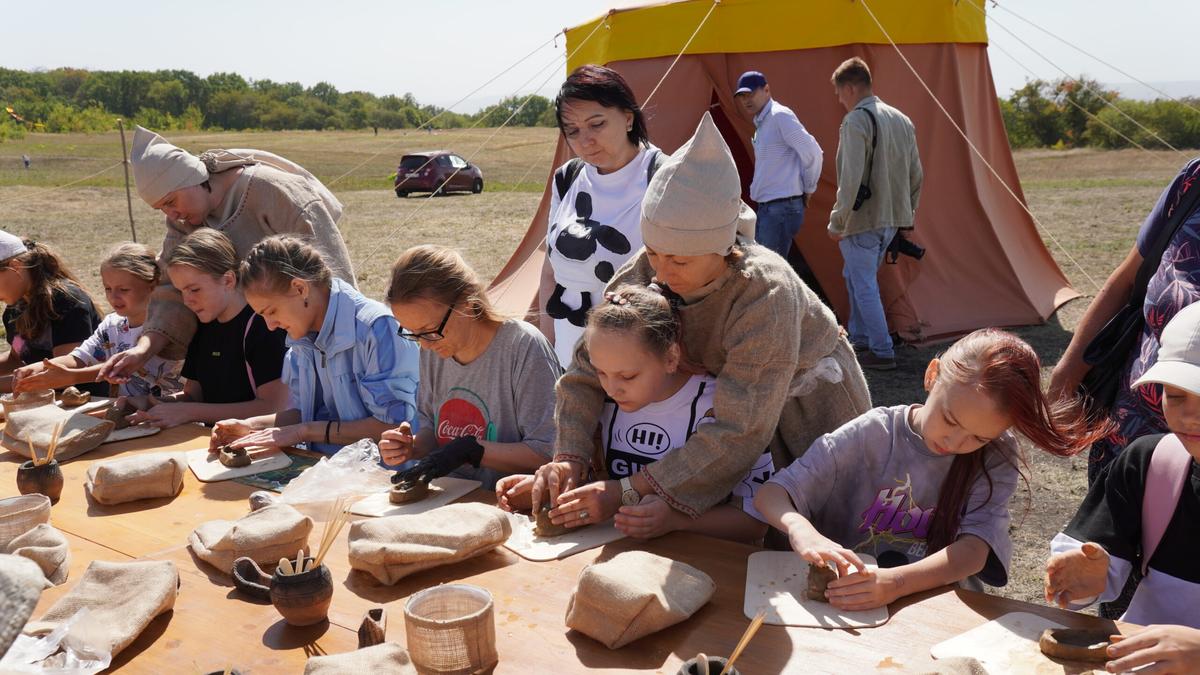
[166,229,239,279]
[386,245,503,323]
[239,235,331,295]
[102,242,159,284]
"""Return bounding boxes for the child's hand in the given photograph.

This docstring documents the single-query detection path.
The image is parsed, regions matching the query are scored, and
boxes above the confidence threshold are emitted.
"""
[530,460,587,514]
[825,567,903,611]
[552,480,619,529]
[126,401,192,428]
[1105,625,1200,674]
[14,359,76,393]
[210,419,253,451]
[1044,541,1110,608]
[784,517,865,578]
[613,494,684,540]
[495,474,534,512]
[379,422,414,465]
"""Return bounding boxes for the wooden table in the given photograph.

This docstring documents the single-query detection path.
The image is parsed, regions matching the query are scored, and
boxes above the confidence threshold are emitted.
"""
[1,425,1128,674]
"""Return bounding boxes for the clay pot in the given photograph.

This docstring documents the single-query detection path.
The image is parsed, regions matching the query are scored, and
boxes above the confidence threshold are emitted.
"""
[358,607,387,648]
[389,480,428,505]
[677,655,738,675]
[219,446,251,468]
[16,460,63,504]
[230,556,332,626]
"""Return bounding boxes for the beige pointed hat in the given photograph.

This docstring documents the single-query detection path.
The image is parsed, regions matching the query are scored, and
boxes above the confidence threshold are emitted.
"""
[641,111,756,256]
[130,126,208,205]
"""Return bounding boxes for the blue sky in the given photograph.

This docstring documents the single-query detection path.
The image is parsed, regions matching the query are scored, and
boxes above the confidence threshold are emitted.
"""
[5,1,1195,110]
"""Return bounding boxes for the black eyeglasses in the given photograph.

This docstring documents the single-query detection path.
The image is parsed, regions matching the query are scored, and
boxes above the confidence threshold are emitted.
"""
[399,303,454,342]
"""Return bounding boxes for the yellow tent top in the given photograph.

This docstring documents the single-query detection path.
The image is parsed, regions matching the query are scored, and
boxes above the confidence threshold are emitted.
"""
[565,0,987,72]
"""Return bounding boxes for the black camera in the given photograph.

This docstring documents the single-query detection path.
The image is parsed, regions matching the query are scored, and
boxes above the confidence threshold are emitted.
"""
[852,184,872,211]
[886,230,925,264]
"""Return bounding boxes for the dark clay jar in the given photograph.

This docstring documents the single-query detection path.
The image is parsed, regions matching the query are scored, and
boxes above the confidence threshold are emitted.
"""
[16,459,63,504]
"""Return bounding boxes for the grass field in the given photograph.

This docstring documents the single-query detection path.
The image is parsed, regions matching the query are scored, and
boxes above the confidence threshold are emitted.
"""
[0,129,1191,607]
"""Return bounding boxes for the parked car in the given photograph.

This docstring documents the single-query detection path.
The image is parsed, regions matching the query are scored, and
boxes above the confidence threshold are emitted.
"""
[394,151,484,197]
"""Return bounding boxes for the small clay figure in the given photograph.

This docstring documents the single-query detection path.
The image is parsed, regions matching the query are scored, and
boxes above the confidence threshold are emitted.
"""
[104,402,133,430]
[58,386,91,407]
[1038,628,1112,663]
[806,562,838,602]
[534,502,570,538]
[219,446,252,468]
[248,491,277,511]
[388,480,428,505]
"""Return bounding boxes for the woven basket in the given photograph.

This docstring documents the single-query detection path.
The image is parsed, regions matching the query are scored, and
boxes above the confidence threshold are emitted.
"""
[0,494,51,549]
[404,584,497,674]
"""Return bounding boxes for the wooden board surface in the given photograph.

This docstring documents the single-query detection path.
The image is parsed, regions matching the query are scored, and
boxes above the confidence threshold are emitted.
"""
[347,476,480,518]
[744,550,889,628]
[930,611,1117,674]
[186,447,293,482]
[0,425,1139,674]
[502,511,626,562]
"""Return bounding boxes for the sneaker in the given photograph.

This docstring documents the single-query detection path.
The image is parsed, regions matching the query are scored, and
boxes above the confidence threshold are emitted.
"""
[859,352,897,371]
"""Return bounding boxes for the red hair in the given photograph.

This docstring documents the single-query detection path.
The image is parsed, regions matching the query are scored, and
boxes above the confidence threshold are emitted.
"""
[925,329,1114,552]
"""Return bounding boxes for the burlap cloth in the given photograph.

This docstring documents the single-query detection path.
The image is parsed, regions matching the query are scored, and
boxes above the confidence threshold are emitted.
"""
[0,494,51,550]
[2,403,114,462]
[303,642,417,674]
[4,523,70,585]
[23,559,179,657]
[348,503,511,586]
[566,550,715,649]
[85,452,187,505]
[189,503,312,574]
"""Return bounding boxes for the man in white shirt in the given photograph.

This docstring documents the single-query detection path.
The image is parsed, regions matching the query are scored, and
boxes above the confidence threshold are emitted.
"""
[734,71,823,260]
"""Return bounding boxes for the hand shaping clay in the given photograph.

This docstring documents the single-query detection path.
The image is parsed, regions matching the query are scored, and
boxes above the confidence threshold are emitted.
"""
[388,480,428,505]
[104,403,132,430]
[218,446,252,468]
[806,563,838,602]
[1038,628,1112,663]
[534,502,570,538]
[58,386,91,407]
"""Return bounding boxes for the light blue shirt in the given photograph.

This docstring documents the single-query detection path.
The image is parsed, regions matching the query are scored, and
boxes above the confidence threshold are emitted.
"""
[283,278,419,454]
[750,99,823,203]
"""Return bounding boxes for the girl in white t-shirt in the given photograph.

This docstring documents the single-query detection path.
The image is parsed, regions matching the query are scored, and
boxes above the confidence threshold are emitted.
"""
[12,243,184,397]
[499,285,773,544]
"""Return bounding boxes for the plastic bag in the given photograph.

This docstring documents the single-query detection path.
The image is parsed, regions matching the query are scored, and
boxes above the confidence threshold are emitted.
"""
[0,608,112,674]
[277,439,392,516]
[788,356,844,398]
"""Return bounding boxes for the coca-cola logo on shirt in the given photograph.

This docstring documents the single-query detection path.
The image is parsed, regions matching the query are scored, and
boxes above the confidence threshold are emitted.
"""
[437,397,488,444]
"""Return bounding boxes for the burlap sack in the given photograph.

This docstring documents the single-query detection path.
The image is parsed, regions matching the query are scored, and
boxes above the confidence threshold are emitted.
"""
[85,452,187,505]
[188,503,312,574]
[23,559,179,657]
[565,550,715,649]
[0,494,51,550]
[2,403,114,462]
[0,389,55,418]
[303,642,417,675]
[347,503,511,586]
[4,523,70,585]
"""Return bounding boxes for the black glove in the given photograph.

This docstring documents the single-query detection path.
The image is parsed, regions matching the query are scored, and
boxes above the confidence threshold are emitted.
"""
[391,436,485,485]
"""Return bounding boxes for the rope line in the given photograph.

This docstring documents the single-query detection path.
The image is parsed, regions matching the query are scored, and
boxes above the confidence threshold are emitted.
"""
[858,0,1104,293]
[0,160,124,208]
[642,0,720,106]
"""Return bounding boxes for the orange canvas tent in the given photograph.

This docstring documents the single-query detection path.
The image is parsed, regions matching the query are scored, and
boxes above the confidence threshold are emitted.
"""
[489,0,1078,344]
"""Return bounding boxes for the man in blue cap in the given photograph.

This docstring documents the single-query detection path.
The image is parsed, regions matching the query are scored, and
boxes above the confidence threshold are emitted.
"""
[734,70,823,261]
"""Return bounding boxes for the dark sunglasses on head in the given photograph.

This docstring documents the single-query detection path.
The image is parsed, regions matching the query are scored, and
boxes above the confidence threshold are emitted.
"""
[399,303,454,342]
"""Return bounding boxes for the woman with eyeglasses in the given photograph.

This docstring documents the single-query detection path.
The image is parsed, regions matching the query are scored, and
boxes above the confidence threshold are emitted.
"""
[380,245,561,488]
[210,235,419,455]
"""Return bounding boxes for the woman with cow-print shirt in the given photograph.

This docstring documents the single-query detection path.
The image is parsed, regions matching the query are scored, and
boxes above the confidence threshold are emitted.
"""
[541,64,662,367]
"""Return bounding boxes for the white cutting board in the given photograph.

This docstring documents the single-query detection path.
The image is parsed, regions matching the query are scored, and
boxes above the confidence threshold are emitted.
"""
[502,512,625,561]
[186,447,293,482]
[931,612,1118,674]
[102,425,161,444]
[348,477,480,517]
[743,551,889,628]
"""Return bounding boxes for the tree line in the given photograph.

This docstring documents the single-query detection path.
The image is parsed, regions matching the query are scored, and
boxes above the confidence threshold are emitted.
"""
[0,67,557,138]
[2,68,1198,151]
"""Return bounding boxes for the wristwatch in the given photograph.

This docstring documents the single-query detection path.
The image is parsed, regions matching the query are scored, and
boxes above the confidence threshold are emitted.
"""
[619,477,641,506]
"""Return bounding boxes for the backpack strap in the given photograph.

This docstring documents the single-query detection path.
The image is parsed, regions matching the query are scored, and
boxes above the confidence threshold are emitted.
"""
[243,313,258,397]
[554,158,585,201]
[646,149,664,185]
[1140,433,1193,574]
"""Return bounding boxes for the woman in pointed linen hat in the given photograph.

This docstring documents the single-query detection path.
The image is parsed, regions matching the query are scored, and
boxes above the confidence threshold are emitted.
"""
[98,127,356,382]
[529,112,872,533]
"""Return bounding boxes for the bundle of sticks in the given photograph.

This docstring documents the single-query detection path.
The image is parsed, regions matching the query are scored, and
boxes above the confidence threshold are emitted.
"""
[277,495,353,575]
[26,420,64,467]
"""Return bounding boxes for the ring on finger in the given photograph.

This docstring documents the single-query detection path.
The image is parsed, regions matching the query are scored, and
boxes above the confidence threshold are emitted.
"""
[579,510,589,521]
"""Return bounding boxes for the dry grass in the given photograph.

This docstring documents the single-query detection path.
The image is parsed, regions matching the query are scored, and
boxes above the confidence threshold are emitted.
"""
[0,131,1187,607]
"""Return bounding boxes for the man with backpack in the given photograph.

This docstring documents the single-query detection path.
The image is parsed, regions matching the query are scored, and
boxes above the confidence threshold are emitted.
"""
[827,57,923,371]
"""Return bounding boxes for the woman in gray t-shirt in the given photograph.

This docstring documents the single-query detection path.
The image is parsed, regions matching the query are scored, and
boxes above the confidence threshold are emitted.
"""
[380,246,562,489]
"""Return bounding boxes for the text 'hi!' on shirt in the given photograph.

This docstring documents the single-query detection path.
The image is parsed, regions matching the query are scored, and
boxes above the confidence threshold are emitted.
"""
[182,304,287,404]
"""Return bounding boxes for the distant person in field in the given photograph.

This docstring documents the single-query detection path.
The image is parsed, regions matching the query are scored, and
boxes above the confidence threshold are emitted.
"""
[733,70,823,260]
[99,126,355,385]
[541,64,663,367]
[827,57,923,372]
[21,155,30,170]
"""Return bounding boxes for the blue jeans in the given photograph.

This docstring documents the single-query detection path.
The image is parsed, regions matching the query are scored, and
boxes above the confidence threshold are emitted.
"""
[839,227,897,359]
[754,198,805,259]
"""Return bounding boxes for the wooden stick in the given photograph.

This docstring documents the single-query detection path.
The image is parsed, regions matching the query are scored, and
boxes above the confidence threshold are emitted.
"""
[313,497,350,569]
[45,421,64,465]
[278,557,294,576]
[27,438,41,466]
[719,610,766,675]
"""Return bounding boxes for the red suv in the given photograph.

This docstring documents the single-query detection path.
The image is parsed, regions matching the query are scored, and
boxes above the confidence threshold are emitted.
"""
[394,151,484,197]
